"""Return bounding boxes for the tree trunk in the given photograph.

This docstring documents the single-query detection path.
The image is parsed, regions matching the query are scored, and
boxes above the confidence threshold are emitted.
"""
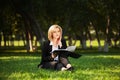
[26,31,33,52]
[0,33,2,47]
[103,15,110,52]
[68,34,77,46]
[92,22,102,51]
[11,0,46,50]
[113,26,120,47]
[81,32,87,49]
[87,27,92,48]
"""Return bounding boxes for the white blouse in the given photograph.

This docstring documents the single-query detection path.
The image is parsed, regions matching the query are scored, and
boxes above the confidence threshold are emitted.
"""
[50,42,59,61]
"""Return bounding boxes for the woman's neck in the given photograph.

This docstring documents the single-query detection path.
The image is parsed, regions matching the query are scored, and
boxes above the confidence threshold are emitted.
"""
[52,38,62,48]
[52,38,59,47]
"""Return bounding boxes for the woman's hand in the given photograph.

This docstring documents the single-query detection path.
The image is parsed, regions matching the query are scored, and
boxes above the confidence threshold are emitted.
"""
[51,53,54,58]
[51,53,57,58]
[56,39,62,48]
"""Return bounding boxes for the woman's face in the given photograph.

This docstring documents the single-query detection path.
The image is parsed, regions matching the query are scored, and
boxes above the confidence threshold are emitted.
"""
[52,28,61,39]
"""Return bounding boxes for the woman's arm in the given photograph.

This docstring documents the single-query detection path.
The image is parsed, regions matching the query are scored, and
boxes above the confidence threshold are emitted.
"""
[60,39,67,49]
[41,41,54,62]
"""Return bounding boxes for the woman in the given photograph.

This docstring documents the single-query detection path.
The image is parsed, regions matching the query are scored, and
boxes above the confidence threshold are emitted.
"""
[38,24,73,71]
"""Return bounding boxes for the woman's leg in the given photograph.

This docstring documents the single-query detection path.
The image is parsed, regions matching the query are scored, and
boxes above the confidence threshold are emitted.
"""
[42,61,57,69]
[59,57,70,66]
[59,57,73,70]
[56,62,71,71]
[42,61,68,71]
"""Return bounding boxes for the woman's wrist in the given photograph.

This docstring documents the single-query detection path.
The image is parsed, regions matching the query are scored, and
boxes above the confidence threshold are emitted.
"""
[51,53,55,58]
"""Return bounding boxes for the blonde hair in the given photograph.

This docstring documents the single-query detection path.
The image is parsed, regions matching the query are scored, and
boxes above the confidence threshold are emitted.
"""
[48,24,62,41]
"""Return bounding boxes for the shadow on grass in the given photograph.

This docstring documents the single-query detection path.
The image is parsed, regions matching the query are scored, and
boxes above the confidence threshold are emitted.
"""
[76,47,120,56]
[0,46,41,53]
[0,52,41,57]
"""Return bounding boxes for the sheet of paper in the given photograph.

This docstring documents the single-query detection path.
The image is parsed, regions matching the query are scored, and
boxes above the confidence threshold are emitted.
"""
[50,46,76,53]
[66,46,76,52]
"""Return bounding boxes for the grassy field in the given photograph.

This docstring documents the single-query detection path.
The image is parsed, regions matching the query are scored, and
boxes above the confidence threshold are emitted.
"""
[0,49,120,80]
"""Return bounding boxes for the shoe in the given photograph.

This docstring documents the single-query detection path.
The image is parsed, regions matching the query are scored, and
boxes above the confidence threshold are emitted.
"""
[61,67,68,71]
[38,64,43,68]
[67,67,74,71]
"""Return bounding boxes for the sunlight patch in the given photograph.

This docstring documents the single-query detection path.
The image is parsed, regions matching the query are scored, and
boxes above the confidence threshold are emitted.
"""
[85,55,120,59]
[8,72,32,79]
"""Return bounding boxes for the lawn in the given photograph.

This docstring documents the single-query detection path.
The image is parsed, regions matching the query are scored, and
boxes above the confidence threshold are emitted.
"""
[0,49,120,80]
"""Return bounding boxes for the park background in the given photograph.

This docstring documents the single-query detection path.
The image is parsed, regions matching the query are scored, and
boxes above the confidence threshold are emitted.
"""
[0,0,120,80]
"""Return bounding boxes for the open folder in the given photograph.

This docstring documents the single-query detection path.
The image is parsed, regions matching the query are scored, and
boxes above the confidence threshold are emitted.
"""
[51,46,82,58]
[51,46,76,53]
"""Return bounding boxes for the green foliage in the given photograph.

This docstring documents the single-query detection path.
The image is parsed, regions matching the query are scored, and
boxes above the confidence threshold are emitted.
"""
[0,51,120,80]
[1,0,120,46]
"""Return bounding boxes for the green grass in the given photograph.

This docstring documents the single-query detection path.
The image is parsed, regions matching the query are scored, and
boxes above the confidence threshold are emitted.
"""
[0,50,120,80]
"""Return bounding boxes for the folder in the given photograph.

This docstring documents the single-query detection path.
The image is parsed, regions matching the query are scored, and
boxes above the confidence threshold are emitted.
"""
[51,46,82,58]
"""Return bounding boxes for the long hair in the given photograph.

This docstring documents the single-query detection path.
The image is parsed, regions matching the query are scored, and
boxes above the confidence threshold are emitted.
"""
[48,24,62,41]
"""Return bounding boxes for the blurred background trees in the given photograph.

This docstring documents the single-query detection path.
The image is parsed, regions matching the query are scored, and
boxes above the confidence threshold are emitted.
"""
[0,0,120,52]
